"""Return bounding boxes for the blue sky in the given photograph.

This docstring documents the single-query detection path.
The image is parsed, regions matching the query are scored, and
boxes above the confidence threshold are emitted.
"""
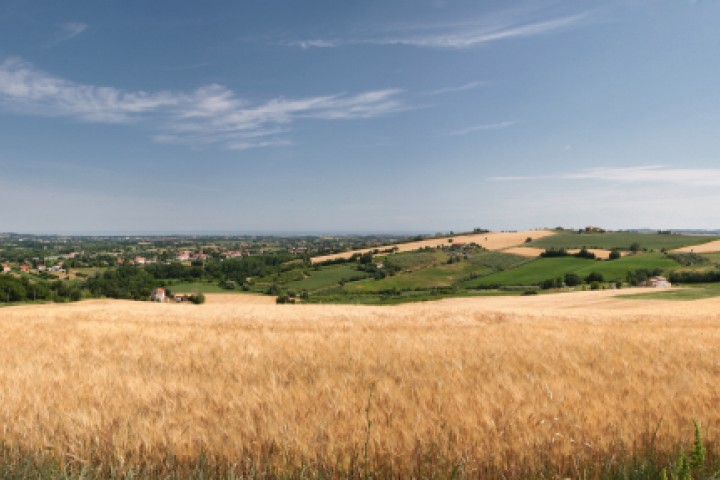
[1,0,719,234]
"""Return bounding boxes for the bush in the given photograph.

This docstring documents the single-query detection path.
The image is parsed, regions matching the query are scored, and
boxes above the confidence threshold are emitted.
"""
[574,248,596,260]
[189,292,205,304]
[540,248,569,258]
[564,273,582,287]
[585,271,604,283]
[609,249,622,260]
[276,295,294,304]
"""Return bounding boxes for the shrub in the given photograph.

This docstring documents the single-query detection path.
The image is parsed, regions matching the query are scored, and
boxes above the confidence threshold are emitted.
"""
[276,295,295,304]
[586,271,604,283]
[564,273,582,286]
[189,292,205,304]
[574,248,596,260]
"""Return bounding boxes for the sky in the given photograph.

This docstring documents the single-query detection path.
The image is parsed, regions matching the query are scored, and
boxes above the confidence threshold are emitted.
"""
[1,0,720,234]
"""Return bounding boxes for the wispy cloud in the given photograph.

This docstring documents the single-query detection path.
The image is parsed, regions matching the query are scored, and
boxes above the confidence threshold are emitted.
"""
[289,11,589,49]
[0,57,405,150]
[489,166,720,187]
[424,81,487,96]
[295,39,338,49]
[446,121,516,136]
[52,22,88,44]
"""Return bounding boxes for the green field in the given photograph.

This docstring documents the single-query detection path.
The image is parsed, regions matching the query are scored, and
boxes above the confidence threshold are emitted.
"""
[162,281,230,294]
[345,250,528,292]
[284,264,371,293]
[346,262,487,292]
[468,253,679,287]
[530,231,719,250]
[620,283,720,301]
[466,257,594,287]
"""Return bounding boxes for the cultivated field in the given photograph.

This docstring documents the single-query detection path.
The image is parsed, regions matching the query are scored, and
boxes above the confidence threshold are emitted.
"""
[673,239,720,253]
[311,229,555,263]
[1,292,720,478]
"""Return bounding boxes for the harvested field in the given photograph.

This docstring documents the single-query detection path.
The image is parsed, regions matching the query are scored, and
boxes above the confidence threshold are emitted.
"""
[1,291,719,477]
[311,229,555,263]
[673,238,720,253]
[500,246,546,257]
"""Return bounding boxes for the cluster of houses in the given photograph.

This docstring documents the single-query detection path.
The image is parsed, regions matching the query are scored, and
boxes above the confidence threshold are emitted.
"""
[1,263,66,274]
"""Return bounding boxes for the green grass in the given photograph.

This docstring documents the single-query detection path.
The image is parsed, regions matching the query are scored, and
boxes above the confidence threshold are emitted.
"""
[307,288,521,305]
[162,281,229,294]
[284,264,371,293]
[699,252,720,265]
[620,283,720,301]
[573,253,678,281]
[468,253,679,287]
[530,231,719,250]
[466,257,594,287]
[346,262,489,292]
[383,249,445,270]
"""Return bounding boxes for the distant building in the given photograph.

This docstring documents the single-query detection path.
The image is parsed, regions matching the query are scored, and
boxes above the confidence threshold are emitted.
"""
[645,276,671,288]
[2,264,10,273]
[151,288,166,302]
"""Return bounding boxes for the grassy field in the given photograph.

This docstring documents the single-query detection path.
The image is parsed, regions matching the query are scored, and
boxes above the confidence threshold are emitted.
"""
[530,231,719,250]
[342,250,528,293]
[1,294,720,478]
[469,253,679,287]
[284,264,372,292]
[347,262,486,292]
[621,283,720,300]
[162,281,229,294]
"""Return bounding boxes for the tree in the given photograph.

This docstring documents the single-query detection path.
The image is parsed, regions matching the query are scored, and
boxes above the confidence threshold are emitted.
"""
[585,271,604,283]
[564,273,581,287]
[190,292,206,304]
[629,242,641,253]
[609,249,621,260]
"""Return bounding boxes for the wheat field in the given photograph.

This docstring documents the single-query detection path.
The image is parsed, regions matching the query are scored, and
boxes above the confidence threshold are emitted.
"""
[1,291,720,477]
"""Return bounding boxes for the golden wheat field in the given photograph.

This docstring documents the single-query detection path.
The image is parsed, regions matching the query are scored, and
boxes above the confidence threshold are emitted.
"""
[1,291,720,477]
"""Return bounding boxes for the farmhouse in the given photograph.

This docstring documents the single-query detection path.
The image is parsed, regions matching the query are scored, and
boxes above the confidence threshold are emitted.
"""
[645,276,671,288]
[151,288,166,302]
[2,264,10,273]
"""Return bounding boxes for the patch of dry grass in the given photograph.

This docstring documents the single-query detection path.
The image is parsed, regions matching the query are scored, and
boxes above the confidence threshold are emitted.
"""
[1,293,720,477]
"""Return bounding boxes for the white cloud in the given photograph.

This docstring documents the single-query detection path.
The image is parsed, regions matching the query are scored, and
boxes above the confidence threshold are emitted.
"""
[424,81,487,95]
[374,14,586,49]
[446,121,516,136]
[290,12,588,50]
[0,57,405,150]
[53,22,88,44]
[489,165,720,187]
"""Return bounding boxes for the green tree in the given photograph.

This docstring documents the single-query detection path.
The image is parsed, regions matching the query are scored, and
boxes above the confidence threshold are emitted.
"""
[564,273,581,287]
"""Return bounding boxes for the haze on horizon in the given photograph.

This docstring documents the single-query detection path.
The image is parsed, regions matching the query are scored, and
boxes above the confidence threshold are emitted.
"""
[1,0,719,234]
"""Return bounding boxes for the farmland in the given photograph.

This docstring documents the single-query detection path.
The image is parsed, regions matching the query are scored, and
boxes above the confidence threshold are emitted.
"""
[529,231,720,250]
[7,229,720,306]
[2,293,720,478]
